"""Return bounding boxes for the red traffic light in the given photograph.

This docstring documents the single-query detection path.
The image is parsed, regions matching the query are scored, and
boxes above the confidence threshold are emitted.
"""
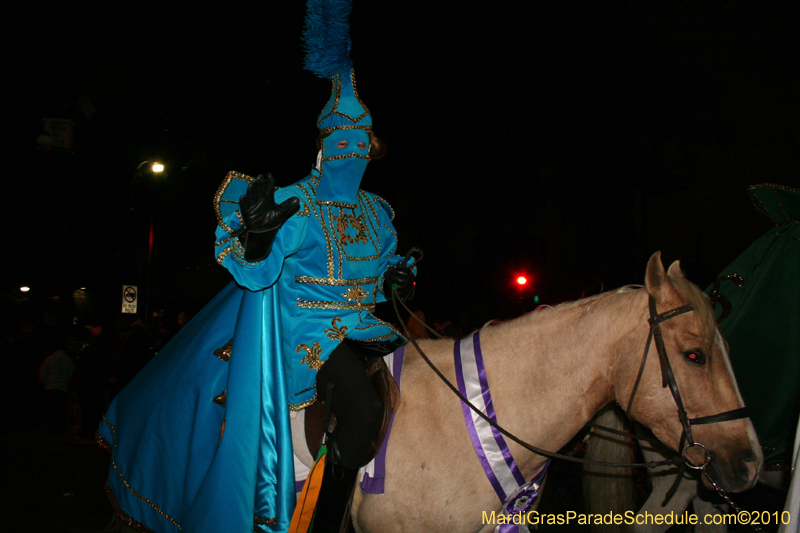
[516,276,528,286]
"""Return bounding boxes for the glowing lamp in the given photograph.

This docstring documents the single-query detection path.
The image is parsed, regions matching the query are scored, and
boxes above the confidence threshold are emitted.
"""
[152,162,165,173]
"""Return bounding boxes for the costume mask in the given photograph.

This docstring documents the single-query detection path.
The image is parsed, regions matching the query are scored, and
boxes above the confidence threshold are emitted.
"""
[314,70,373,205]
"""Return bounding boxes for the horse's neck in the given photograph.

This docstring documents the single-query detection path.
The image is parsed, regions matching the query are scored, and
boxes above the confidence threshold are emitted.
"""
[477,290,648,472]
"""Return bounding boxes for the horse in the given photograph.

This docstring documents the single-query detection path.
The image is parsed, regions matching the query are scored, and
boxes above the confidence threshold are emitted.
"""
[291,252,762,532]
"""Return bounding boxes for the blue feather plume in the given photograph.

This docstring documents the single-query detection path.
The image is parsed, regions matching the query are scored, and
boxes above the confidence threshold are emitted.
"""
[302,0,354,78]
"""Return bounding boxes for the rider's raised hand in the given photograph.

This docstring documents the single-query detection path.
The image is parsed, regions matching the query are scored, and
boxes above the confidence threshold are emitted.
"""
[237,173,300,261]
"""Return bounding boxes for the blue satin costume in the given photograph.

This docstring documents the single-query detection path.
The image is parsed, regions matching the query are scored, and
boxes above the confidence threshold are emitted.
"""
[98,69,407,532]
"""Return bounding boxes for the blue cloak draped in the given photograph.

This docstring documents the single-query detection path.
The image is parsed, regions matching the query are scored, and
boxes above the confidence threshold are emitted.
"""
[99,281,296,532]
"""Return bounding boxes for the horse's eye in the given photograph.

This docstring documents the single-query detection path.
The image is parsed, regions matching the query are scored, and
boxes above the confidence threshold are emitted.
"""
[684,350,707,365]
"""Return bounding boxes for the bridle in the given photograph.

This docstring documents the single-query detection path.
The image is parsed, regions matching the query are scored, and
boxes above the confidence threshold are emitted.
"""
[625,296,750,471]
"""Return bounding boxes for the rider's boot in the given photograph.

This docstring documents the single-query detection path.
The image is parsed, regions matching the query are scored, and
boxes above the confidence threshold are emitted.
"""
[312,448,359,533]
[311,341,385,532]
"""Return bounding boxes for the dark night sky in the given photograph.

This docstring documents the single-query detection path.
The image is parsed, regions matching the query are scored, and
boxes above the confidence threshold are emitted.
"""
[3,1,799,329]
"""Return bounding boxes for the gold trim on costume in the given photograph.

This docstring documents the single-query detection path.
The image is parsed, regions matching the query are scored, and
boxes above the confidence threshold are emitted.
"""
[374,195,395,221]
[289,393,317,411]
[294,385,317,396]
[316,200,357,208]
[297,342,324,370]
[320,153,370,162]
[359,194,382,253]
[360,333,394,342]
[214,171,255,234]
[332,212,368,245]
[324,317,349,341]
[213,339,232,362]
[296,299,376,311]
[96,433,111,451]
[295,199,311,217]
[213,390,226,408]
[295,276,377,286]
[341,253,380,262]
[312,200,335,279]
[384,224,398,258]
[333,212,345,279]
[102,417,183,530]
[215,246,232,265]
[316,70,371,127]
[319,125,372,133]
[106,485,157,533]
[356,316,403,339]
[231,237,264,266]
[348,69,370,120]
[103,415,117,442]
[343,286,368,304]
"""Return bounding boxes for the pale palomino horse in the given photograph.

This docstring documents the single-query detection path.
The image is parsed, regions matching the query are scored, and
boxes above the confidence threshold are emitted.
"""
[292,252,762,532]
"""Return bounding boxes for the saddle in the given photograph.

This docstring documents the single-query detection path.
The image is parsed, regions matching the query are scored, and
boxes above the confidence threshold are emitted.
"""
[304,354,400,467]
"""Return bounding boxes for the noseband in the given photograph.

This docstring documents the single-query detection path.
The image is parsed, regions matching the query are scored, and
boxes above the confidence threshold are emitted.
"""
[625,296,750,469]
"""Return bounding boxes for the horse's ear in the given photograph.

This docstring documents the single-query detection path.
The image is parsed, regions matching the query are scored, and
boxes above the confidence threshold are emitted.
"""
[666,260,684,279]
[645,252,677,304]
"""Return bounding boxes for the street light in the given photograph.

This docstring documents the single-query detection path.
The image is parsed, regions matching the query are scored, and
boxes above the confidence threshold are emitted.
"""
[131,160,166,329]
[136,160,166,176]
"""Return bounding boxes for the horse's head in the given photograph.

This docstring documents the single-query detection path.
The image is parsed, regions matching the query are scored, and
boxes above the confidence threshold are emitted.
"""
[617,252,762,492]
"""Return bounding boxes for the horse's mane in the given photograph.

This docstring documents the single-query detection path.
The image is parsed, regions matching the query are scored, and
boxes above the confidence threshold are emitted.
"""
[484,279,715,338]
[484,285,643,334]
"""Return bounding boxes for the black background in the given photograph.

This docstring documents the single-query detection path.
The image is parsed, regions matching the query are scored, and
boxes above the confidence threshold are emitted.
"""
[3,0,798,330]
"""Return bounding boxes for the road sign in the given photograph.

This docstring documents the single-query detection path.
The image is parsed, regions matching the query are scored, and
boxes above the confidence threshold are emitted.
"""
[122,285,138,314]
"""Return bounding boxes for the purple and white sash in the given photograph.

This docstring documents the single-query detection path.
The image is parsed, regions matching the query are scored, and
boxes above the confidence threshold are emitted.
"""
[455,331,549,533]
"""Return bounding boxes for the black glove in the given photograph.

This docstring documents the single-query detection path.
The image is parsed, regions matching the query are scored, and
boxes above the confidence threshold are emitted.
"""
[383,264,415,301]
[237,173,300,262]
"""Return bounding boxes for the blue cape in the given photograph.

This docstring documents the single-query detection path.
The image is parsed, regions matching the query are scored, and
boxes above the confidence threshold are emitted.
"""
[99,281,296,532]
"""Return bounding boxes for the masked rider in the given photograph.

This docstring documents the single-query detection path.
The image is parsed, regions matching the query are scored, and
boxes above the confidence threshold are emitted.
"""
[215,67,416,530]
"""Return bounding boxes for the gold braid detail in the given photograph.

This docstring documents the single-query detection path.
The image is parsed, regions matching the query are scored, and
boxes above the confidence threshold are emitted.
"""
[102,417,182,530]
[106,485,158,532]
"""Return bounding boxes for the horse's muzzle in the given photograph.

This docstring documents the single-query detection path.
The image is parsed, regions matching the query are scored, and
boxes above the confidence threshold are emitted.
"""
[703,451,762,493]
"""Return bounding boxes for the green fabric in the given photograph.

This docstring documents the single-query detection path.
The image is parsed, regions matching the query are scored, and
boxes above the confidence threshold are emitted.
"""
[706,184,800,468]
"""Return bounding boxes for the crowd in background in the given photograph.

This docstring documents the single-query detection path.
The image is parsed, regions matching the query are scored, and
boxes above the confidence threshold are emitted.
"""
[1,311,191,441]
[0,304,463,442]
